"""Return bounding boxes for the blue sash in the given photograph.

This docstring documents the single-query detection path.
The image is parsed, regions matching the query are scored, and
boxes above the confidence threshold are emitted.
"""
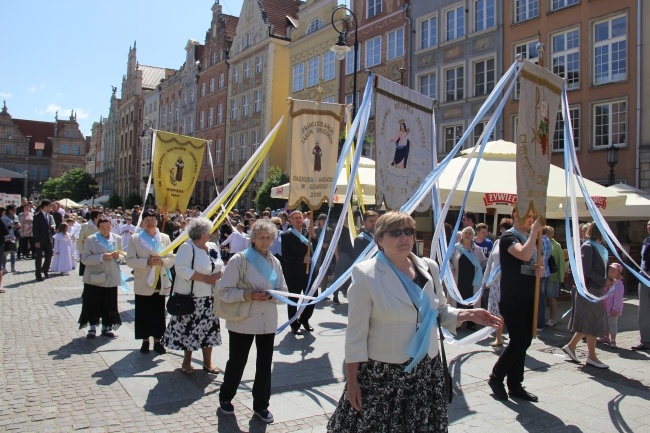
[455,243,484,287]
[242,246,278,289]
[376,252,438,373]
[507,227,536,262]
[93,233,129,292]
[361,231,373,243]
[289,227,309,245]
[586,240,608,269]
[139,230,173,281]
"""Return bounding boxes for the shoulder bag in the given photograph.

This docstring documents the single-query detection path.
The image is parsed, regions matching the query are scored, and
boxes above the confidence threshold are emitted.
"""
[167,245,196,316]
[214,252,253,321]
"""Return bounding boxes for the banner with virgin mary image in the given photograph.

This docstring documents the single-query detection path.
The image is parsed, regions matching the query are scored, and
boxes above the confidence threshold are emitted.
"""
[515,60,564,224]
[375,76,436,211]
[288,100,345,208]
[152,131,206,213]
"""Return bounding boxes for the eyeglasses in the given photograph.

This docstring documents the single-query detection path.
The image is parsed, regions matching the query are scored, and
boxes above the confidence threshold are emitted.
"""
[386,228,415,237]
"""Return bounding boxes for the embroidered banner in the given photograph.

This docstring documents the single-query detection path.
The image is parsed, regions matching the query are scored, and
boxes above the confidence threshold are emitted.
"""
[152,131,206,213]
[515,61,563,223]
[375,76,436,211]
[288,100,344,208]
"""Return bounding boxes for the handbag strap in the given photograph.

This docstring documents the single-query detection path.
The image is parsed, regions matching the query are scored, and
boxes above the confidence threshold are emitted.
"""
[423,258,451,373]
[190,243,195,296]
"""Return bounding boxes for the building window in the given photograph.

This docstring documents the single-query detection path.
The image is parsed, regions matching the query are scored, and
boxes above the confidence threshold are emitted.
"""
[307,18,323,34]
[473,120,495,145]
[183,118,187,134]
[446,6,465,41]
[64,129,77,139]
[244,61,250,78]
[474,58,495,96]
[60,144,69,154]
[211,51,217,65]
[551,0,578,11]
[253,90,262,113]
[200,111,205,129]
[255,55,263,73]
[346,49,361,75]
[307,56,320,87]
[242,94,249,117]
[366,36,381,68]
[4,144,13,155]
[419,72,437,100]
[218,73,224,89]
[229,136,235,162]
[209,78,215,93]
[420,16,437,50]
[514,0,538,23]
[216,139,222,164]
[217,104,223,124]
[201,82,206,97]
[322,96,335,103]
[323,51,335,81]
[191,89,195,103]
[183,92,187,106]
[387,28,404,60]
[552,28,580,90]
[175,102,179,120]
[293,63,305,92]
[233,66,239,83]
[553,106,580,150]
[189,117,194,133]
[239,133,247,160]
[474,0,495,32]
[594,15,627,85]
[445,65,464,101]
[443,124,464,153]
[251,130,259,154]
[514,40,539,99]
[162,109,166,124]
[208,108,214,127]
[6,131,13,139]
[231,98,238,120]
[367,0,382,18]
[593,100,626,149]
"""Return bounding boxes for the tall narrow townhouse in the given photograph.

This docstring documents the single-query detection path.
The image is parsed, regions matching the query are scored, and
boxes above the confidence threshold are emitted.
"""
[99,88,120,196]
[141,86,161,200]
[51,111,87,179]
[225,0,299,210]
[195,2,239,209]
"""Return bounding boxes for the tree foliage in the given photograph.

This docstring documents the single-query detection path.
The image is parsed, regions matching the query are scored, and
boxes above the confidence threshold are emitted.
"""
[40,168,98,202]
[124,193,143,210]
[108,193,123,209]
[41,177,61,200]
[254,166,289,211]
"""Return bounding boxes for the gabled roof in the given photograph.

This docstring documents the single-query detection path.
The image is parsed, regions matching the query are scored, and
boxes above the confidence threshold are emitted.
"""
[260,0,300,40]
[13,119,53,143]
[224,14,239,38]
[139,65,169,90]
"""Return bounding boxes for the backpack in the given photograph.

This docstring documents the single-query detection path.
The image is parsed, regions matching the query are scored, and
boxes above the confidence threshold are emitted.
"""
[548,255,558,274]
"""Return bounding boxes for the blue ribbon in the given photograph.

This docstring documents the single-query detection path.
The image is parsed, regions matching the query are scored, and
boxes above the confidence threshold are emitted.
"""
[139,230,173,282]
[376,252,438,373]
[92,232,130,292]
[361,231,373,243]
[455,243,484,288]
[289,227,309,245]
[242,246,278,289]
[586,240,608,269]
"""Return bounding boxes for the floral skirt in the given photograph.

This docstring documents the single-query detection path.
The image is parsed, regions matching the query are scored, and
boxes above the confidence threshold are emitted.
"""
[327,356,448,433]
[161,296,221,351]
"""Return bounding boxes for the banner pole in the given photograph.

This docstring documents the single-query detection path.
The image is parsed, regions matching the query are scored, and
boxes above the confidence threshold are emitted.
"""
[532,230,542,338]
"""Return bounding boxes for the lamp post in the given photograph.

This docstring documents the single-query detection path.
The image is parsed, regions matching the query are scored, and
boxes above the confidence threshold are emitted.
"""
[607,144,619,186]
[330,6,358,119]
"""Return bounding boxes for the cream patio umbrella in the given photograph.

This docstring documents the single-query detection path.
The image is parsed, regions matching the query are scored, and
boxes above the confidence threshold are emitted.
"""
[56,198,82,208]
[436,140,627,219]
[598,184,650,221]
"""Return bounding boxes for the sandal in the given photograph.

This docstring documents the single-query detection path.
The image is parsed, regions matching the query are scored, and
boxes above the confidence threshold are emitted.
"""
[597,337,610,344]
[181,365,194,375]
[202,364,220,374]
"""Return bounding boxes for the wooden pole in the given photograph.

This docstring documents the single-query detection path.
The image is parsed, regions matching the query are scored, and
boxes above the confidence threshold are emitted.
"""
[531,229,543,338]
[306,209,312,274]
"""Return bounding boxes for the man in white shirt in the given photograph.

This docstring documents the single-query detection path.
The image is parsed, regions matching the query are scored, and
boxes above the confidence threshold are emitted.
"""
[220,222,250,254]
[119,216,137,253]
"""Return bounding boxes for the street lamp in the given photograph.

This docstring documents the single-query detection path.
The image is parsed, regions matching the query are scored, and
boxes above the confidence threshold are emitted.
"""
[606,144,619,186]
[330,6,358,119]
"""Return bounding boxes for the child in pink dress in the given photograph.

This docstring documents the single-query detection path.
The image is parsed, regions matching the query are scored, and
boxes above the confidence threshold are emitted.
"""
[599,263,624,348]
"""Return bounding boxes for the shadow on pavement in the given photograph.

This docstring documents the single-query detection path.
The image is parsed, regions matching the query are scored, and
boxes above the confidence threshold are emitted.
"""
[507,399,584,432]
[54,297,82,307]
[275,330,316,356]
[91,350,164,386]
[585,367,649,397]
[48,336,111,360]
[607,393,637,433]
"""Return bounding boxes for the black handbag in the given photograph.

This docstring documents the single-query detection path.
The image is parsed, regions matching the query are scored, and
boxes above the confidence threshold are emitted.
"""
[438,318,454,403]
[166,245,195,316]
[548,255,558,274]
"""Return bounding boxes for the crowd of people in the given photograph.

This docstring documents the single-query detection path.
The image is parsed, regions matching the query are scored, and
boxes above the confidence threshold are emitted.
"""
[2,197,650,430]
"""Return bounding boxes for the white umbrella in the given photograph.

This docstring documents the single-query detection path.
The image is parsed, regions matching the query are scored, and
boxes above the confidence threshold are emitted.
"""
[599,184,650,221]
[56,198,82,208]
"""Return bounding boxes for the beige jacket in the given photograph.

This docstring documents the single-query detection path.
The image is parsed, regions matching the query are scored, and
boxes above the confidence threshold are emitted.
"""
[81,233,124,287]
[345,254,459,364]
[76,222,98,254]
[126,232,175,296]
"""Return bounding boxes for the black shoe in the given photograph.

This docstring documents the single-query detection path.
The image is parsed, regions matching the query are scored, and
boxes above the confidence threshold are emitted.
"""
[291,328,303,335]
[219,400,235,414]
[140,340,150,353]
[488,377,508,401]
[300,321,314,332]
[87,330,96,339]
[44,272,49,279]
[254,409,274,423]
[153,342,166,354]
[508,387,539,402]
[332,298,341,305]
[631,343,650,351]
[36,275,43,282]
[101,330,116,338]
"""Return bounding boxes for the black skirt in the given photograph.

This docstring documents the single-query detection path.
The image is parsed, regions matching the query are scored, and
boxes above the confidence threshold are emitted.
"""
[78,283,122,330]
[134,293,167,339]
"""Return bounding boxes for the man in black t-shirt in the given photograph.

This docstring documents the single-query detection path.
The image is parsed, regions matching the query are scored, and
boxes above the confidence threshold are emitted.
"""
[488,208,544,403]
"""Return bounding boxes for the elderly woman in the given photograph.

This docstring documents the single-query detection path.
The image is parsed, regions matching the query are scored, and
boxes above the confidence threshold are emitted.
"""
[450,226,487,330]
[126,209,175,355]
[78,217,124,338]
[161,217,223,374]
[327,211,501,432]
[562,223,613,369]
[216,219,288,423]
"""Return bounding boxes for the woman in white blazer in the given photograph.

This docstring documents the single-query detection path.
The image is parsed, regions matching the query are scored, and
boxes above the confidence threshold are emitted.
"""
[78,217,124,339]
[126,209,175,355]
[450,226,487,330]
[328,211,502,433]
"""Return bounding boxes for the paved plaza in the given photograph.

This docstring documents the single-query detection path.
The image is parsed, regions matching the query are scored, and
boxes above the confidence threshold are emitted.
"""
[0,257,648,433]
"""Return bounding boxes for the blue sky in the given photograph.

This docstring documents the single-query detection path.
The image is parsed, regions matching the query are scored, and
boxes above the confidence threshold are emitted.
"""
[0,0,245,136]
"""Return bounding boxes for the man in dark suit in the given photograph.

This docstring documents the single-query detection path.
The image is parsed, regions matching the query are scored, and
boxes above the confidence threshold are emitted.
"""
[32,199,55,281]
[280,210,316,335]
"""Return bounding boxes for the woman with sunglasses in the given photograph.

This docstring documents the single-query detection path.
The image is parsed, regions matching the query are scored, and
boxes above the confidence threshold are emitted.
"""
[328,211,501,432]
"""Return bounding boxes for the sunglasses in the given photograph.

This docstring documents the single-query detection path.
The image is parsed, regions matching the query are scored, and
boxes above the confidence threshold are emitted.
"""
[386,228,415,237]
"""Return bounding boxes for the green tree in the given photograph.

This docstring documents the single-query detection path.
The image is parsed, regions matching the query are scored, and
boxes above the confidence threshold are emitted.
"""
[108,193,123,209]
[254,166,289,211]
[55,168,98,202]
[124,193,143,210]
[41,177,61,200]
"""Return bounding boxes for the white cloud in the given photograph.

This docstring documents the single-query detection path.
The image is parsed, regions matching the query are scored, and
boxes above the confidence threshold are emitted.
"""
[28,83,46,94]
[0,92,12,98]
[38,104,89,120]
[28,86,38,93]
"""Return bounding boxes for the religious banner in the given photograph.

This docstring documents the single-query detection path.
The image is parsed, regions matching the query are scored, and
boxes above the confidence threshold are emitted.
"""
[515,61,564,224]
[152,131,206,213]
[288,100,345,208]
[375,76,436,211]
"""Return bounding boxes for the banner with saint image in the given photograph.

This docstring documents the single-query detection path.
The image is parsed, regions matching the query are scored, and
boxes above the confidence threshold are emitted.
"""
[375,76,436,211]
[288,100,345,208]
[152,131,206,213]
[515,61,564,223]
